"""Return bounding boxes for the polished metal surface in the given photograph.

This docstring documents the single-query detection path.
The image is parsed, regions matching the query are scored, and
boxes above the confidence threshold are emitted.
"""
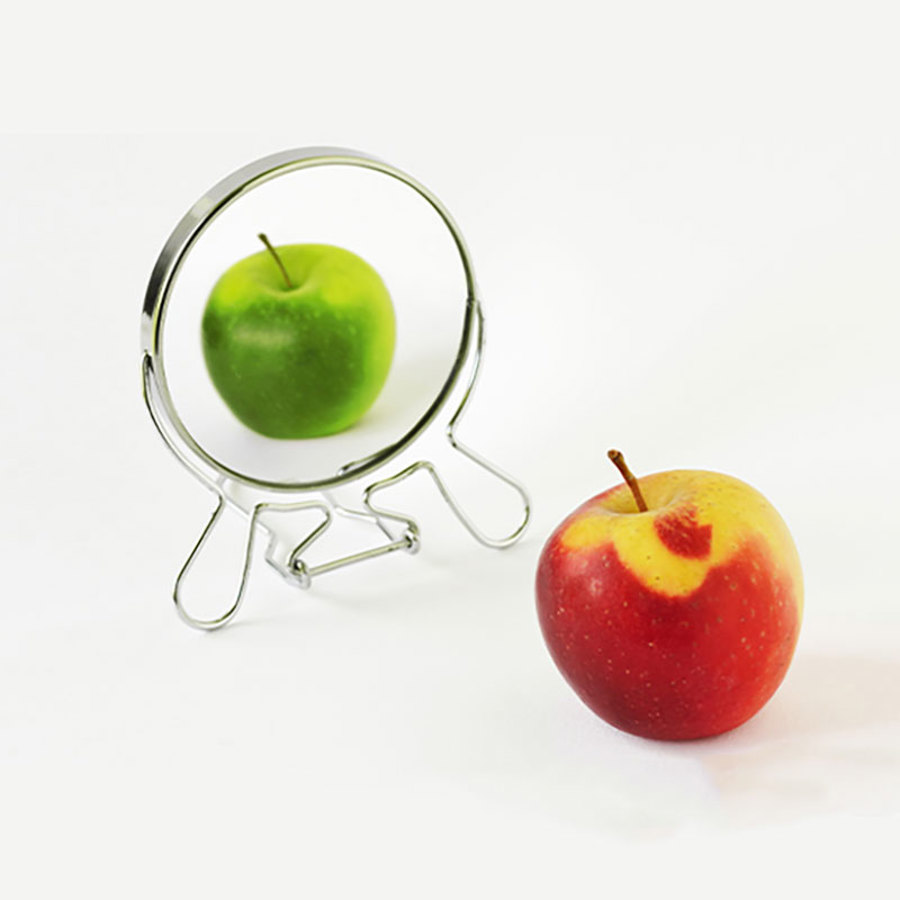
[141,147,530,629]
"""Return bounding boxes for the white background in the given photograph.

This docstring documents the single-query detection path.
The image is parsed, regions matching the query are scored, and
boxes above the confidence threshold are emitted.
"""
[2,1,899,896]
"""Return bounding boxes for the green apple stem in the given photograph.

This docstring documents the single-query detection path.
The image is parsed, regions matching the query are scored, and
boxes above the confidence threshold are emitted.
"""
[258,233,294,289]
[607,449,648,512]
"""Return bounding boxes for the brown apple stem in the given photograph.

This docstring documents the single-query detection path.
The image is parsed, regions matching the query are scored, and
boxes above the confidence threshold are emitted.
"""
[607,449,648,512]
[258,233,294,289]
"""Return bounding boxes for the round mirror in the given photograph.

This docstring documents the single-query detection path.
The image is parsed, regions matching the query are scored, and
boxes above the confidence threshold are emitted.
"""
[142,148,477,492]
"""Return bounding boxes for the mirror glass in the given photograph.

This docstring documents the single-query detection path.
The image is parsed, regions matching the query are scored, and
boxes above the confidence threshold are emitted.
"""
[161,162,468,486]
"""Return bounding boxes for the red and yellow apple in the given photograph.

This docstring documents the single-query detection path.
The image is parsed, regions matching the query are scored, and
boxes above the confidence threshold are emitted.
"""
[535,451,803,741]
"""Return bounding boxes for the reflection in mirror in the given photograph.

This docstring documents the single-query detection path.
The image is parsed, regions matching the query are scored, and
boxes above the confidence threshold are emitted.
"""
[163,164,468,486]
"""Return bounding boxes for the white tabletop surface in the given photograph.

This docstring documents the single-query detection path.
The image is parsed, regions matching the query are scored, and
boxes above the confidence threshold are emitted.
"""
[2,3,898,896]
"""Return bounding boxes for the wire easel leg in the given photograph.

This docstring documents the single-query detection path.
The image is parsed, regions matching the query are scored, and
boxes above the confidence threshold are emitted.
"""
[363,456,529,550]
[174,497,335,629]
[173,493,257,631]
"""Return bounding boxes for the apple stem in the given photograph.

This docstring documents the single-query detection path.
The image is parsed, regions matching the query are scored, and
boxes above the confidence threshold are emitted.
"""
[258,233,294,289]
[607,449,648,512]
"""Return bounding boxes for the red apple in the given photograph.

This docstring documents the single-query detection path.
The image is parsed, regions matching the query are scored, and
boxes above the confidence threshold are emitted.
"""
[535,451,803,741]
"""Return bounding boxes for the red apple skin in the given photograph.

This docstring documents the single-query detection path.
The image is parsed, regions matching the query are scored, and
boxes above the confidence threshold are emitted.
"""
[535,472,803,741]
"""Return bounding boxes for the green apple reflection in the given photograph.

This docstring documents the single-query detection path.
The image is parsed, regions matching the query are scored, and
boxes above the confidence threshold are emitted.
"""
[201,235,396,439]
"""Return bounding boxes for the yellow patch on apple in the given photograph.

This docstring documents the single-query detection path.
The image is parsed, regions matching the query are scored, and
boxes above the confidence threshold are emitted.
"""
[561,469,803,607]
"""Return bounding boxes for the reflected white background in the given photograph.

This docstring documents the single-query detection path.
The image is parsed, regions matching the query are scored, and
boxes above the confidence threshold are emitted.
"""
[2,2,899,896]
